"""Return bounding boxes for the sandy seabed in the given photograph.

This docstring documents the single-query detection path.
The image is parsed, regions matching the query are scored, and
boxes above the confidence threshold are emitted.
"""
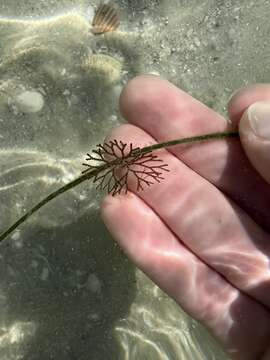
[0,1,269,359]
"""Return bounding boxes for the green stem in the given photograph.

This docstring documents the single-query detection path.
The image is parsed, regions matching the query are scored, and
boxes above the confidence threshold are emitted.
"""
[137,130,239,154]
[0,130,239,243]
[0,168,102,243]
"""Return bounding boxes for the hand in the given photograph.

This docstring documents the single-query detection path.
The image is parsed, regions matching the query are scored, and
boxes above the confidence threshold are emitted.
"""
[101,76,270,360]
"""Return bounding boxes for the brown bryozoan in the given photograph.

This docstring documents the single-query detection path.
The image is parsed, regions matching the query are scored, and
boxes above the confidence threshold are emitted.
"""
[0,131,239,243]
[82,140,169,196]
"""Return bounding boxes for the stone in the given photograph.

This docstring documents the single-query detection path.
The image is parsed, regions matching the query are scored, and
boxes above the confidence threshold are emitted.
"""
[13,90,44,113]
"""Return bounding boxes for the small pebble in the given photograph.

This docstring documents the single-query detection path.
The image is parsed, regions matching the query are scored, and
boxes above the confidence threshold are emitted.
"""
[14,90,44,113]
[86,273,102,294]
[40,267,49,281]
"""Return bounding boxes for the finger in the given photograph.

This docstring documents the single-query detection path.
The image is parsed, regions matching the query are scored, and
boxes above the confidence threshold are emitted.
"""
[227,84,270,184]
[228,84,270,123]
[119,76,270,231]
[104,123,270,309]
[101,192,270,360]
[239,101,270,184]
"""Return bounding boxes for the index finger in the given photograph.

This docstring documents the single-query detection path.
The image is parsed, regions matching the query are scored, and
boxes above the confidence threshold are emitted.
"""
[119,75,270,230]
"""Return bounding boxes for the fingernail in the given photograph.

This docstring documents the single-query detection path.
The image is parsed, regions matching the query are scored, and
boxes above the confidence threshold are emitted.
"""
[247,101,270,139]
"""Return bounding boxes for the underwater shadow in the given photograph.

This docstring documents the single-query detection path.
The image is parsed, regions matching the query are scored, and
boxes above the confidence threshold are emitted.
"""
[0,209,136,360]
[216,137,270,232]
[224,285,270,359]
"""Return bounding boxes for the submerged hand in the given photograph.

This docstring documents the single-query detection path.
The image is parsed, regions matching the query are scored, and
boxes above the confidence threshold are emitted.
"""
[101,76,270,360]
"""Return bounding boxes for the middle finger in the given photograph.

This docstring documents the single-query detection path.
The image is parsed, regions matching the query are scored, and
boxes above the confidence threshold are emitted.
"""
[119,76,270,231]
[106,123,270,309]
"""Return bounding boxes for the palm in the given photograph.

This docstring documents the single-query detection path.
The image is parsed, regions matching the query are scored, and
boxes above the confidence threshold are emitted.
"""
[101,77,270,360]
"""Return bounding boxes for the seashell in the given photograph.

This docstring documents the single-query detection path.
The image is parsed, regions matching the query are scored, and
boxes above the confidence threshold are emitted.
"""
[81,54,122,84]
[91,3,120,35]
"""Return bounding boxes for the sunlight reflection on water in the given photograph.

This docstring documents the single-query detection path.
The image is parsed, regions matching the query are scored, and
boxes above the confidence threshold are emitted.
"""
[1,0,269,358]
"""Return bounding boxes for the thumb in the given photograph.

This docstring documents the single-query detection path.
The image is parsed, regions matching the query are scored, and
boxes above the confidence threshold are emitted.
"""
[239,101,270,184]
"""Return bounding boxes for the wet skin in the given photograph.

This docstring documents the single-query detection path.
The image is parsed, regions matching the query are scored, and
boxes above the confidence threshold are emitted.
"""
[101,76,270,360]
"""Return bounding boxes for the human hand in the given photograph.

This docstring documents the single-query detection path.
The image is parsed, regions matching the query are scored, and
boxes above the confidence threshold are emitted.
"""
[101,76,270,360]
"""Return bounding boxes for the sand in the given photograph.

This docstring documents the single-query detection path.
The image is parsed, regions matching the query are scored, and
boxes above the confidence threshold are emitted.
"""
[0,1,269,359]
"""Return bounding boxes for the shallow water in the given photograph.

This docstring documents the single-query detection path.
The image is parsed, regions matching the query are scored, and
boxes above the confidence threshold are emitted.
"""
[0,1,269,359]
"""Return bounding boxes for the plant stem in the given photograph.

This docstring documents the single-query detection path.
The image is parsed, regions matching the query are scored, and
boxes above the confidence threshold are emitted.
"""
[136,130,239,155]
[0,130,239,243]
[0,167,103,243]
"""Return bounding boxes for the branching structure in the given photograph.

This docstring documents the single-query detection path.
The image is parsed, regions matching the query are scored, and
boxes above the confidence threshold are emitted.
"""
[82,140,169,195]
[0,130,239,243]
